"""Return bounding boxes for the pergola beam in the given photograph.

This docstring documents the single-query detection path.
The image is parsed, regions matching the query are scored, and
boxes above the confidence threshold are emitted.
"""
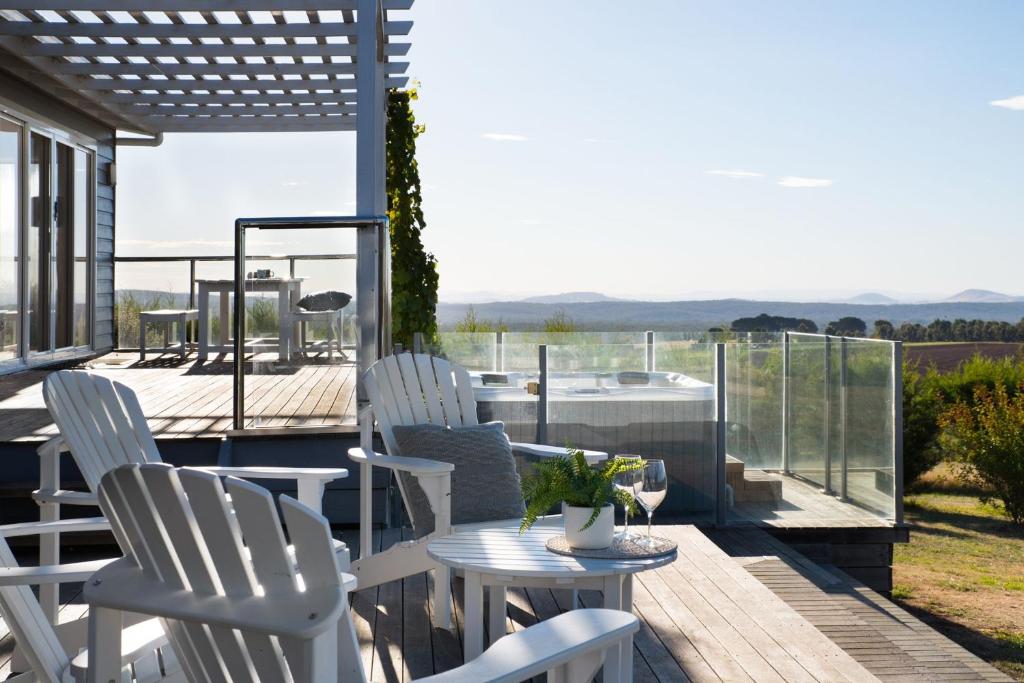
[35,60,409,77]
[152,116,357,133]
[63,74,406,90]
[0,19,412,39]
[135,102,356,115]
[109,90,359,105]
[22,40,410,59]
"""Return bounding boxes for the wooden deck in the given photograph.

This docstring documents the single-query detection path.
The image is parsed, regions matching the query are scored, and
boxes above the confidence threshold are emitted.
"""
[1,525,1009,682]
[731,471,895,529]
[0,352,358,442]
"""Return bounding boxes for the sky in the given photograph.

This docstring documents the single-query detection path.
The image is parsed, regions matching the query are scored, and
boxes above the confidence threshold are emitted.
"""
[118,1,1024,302]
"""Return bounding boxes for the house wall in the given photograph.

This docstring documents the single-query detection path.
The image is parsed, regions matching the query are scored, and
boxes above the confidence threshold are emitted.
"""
[0,70,116,356]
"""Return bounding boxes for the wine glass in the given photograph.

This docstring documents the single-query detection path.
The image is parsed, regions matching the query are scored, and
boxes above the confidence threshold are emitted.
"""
[635,460,667,548]
[613,455,643,540]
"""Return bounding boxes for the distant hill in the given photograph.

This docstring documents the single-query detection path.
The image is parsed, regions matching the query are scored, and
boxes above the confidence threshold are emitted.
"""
[437,299,1024,331]
[519,291,620,304]
[844,292,898,305]
[943,289,1021,303]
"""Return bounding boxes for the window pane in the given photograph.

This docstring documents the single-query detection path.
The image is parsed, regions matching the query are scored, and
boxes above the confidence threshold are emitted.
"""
[28,133,50,352]
[73,149,90,347]
[0,119,19,361]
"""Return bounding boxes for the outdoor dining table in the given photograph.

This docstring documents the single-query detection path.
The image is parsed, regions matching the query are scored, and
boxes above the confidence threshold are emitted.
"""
[427,525,676,679]
[196,277,305,361]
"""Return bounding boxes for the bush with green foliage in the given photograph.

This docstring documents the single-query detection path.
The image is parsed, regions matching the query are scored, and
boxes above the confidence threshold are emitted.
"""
[520,451,642,533]
[939,383,1024,525]
[903,354,1024,488]
[387,88,438,350]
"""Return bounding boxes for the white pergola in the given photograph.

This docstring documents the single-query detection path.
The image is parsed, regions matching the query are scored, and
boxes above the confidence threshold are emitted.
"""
[0,0,410,137]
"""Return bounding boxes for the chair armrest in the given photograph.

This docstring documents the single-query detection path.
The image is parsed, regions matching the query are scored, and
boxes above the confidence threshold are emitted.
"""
[32,489,101,506]
[0,517,110,538]
[417,609,639,683]
[347,448,454,476]
[0,558,115,587]
[194,466,347,483]
[510,442,608,464]
[36,435,68,458]
[69,617,169,677]
[85,558,349,640]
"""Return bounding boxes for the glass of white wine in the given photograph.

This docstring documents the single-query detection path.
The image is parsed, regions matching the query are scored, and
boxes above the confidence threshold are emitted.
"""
[635,459,667,549]
[613,455,643,540]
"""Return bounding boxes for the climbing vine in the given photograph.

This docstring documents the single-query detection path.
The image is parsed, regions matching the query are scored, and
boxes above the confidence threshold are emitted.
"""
[386,87,439,349]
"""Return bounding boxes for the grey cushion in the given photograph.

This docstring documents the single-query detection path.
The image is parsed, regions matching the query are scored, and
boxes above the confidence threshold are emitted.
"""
[392,421,525,538]
[297,290,351,312]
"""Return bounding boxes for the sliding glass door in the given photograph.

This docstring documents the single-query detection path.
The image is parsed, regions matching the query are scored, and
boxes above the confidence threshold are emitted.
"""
[0,113,94,371]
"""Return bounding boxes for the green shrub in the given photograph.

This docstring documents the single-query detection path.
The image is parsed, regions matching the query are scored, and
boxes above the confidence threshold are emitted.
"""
[903,355,1024,488]
[939,383,1024,525]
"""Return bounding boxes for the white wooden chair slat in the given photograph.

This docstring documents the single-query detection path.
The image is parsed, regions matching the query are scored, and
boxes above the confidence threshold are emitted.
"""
[429,358,463,427]
[223,478,298,595]
[381,355,416,426]
[362,371,397,455]
[45,373,109,486]
[279,497,340,592]
[450,363,479,427]
[414,354,446,425]
[69,375,136,478]
[86,464,640,683]
[178,471,291,683]
[93,379,149,469]
[114,381,163,461]
[397,353,430,424]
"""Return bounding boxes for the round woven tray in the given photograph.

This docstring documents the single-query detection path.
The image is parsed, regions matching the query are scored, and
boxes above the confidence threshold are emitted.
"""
[545,535,677,560]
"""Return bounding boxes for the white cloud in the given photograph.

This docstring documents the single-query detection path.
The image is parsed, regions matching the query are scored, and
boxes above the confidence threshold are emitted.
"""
[583,137,608,143]
[991,95,1024,111]
[520,219,542,226]
[481,133,528,142]
[777,176,833,188]
[705,169,764,179]
[281,180,306,187]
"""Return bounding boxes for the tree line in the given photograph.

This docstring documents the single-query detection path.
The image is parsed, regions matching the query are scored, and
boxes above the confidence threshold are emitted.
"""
[730,314,1024,343]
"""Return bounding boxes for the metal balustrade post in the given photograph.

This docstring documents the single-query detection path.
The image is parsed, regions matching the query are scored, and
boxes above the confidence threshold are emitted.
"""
[537,344,548,444]
[782,331,791,474]
[413,332,423,354]
[715,343,728,526]
[496,330,503,372]
[646,330,655,372]
[840,337,849,502]
[823,335,833,494]
[893,341,904,524]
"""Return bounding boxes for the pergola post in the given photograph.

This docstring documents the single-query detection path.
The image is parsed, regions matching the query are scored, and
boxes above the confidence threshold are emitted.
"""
[356,0,389,393]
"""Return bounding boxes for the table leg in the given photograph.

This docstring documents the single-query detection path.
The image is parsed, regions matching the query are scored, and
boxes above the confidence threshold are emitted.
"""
[464,571,484,661]
[219,287,230,352]
[622,574,634,613]
[603,574,624,681]
[178,313,187,359]
[198,284,209,360]
[278,281,290,362]
[291,282,301,356]
[488,584,507,646]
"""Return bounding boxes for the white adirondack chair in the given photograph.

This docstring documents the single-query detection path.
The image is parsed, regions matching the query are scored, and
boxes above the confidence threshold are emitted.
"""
[0,516,180,682]
[33,369,349,626]
[85,464,639,683]
[348,354,608,630]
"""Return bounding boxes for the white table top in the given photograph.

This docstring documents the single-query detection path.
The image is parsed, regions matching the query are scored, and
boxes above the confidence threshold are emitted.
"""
[427,526,675,578]
[195,277,305,285]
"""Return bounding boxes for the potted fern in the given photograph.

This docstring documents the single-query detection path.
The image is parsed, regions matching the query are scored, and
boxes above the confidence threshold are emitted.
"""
[520,450,643,549]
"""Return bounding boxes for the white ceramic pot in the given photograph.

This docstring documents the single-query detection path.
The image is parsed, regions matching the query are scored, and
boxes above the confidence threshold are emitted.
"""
[563,504,614,549]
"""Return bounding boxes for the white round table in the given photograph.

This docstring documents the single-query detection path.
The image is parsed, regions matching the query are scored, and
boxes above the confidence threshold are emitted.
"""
[427,525,676,675]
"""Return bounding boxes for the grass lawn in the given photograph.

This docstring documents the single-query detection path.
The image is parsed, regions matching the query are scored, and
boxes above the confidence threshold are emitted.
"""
[894,468,1024,680]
